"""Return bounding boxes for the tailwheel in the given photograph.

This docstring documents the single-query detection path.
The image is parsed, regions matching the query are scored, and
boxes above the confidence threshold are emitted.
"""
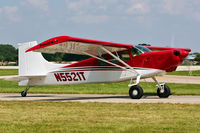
[129,85,143,99]
[21,87,30,97]
[157,84,171,98]
[21,91,27,97]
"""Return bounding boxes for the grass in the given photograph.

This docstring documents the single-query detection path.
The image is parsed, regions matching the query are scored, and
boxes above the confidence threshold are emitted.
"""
[0,69,18,76]
[0,101,199,133]
[167,70,200,76]
[0,70,200,133]
[1,79,200,95]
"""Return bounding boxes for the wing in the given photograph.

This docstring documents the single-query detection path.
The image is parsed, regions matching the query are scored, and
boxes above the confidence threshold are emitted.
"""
[26,36,133,56]
[146,46,191,52]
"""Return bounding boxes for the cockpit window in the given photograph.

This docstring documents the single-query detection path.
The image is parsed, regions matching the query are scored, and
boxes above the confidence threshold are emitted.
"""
[131,45,152,57]
[135,45,152,53]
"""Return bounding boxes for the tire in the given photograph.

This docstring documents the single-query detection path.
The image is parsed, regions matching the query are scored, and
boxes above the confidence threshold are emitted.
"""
[21,91,27,97]
[157,85,171,98]
[129,85,143,99]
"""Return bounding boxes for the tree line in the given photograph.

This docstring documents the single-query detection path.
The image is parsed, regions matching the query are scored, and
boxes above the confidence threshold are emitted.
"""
[0,44,18,62]
[0,44,90,63]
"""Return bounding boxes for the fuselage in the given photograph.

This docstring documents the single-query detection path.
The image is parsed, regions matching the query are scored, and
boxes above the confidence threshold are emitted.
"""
[24,45,189,86]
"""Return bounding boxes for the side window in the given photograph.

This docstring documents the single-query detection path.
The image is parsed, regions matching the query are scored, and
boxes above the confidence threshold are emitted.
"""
[119,51,130,61]
[111,51,130,64]
[98,51,130,66]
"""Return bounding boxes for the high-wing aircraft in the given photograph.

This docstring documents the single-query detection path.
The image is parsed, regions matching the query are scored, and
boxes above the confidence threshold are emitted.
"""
[7,36,191,99]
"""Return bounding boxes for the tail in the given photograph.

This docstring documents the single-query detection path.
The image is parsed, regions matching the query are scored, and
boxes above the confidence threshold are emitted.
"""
[18,41,63,76]
[3,41,65,86]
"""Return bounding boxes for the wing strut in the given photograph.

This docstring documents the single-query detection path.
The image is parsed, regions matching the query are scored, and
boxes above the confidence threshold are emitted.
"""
[100,46,141,86]
[100,46,139,75]
[83,46,141,86]
[82,52,131,72]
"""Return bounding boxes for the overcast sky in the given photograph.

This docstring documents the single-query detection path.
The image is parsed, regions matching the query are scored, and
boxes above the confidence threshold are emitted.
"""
[0,0,200,52]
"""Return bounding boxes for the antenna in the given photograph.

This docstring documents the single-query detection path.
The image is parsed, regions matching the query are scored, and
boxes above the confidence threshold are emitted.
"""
[170,34,175,48]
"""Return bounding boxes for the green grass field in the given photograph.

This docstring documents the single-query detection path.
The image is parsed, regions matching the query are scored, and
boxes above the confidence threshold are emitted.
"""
[167,70,200,76]
[0,69,200,132]
[1,79,200,95]
[0,69,18,76]
[0,101,199,133]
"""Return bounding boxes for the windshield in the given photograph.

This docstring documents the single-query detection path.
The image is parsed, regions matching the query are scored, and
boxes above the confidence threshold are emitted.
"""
[135,45,152,53]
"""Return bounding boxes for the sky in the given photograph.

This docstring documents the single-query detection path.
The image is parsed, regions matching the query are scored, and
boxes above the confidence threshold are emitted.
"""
[0,0,200,52]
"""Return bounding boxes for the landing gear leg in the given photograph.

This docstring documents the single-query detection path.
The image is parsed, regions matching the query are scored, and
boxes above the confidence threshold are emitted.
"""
[128,75,143,99]
[21,87,30,97]
[152,77,171,98]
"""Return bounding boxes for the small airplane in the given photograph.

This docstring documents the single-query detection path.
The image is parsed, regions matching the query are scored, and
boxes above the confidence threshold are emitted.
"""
[7,36,191,99]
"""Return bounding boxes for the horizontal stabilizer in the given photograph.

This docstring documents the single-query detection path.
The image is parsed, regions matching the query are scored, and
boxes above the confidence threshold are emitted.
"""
[5,75,46,82]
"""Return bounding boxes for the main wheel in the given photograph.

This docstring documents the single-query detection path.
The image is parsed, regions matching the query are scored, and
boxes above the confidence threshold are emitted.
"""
[157,84,171,98]
[129,85,143,99]
[21,91,27,97]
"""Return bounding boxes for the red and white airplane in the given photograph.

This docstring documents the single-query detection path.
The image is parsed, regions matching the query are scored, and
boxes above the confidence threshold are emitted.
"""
[9,36,191,99]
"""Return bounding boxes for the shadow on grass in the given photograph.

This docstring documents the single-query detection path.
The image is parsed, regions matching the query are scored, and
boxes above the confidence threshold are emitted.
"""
[40,95,130,102]
[5,94,56,98]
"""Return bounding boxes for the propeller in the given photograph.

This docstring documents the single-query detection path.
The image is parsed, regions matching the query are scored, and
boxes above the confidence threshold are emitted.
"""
[170,34,192,76]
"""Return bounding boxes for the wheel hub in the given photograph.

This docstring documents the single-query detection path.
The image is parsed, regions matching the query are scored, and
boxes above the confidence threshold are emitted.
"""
[160,89,165,93]
[132,90,138,96]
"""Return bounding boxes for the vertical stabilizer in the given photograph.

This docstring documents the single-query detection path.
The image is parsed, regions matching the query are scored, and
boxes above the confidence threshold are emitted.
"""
[18,41,65,86]
[19,41,64,76]
[19,41,48,76]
